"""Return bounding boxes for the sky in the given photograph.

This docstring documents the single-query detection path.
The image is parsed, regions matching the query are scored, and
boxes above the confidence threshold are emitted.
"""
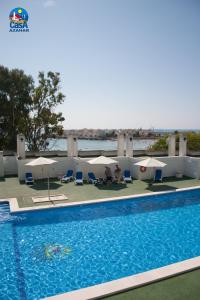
[1,0,200,129]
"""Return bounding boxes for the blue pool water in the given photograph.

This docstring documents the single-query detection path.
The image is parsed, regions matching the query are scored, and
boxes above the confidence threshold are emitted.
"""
[1,189,200,299]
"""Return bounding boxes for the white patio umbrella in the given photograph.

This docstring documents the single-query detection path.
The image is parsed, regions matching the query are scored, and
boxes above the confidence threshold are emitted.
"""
[134,157,166,183]
[87,156,118,182]
[88,156,118,165]
[134,157,166,168]
[26,157,57,199]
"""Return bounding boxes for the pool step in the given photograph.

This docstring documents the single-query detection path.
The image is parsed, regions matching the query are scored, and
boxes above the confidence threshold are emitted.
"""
[0,202,10,212]
[0,202,11,222]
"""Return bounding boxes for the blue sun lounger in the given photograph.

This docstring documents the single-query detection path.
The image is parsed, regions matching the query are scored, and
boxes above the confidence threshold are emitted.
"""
[75,171,83,185]
[154,169,163,182]
[88,172,98,184]
[61,170,73,183]
[123,170,132,183]
[25,172,34,185]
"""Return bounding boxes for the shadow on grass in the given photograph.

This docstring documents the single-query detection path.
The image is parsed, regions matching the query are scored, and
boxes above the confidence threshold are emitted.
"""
[96,183,128,191]
[163,176,195,183]
[146,184,177,192]
[30,182,62,191]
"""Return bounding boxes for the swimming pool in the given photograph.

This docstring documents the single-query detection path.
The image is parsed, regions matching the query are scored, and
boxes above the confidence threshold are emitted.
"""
[1,188,200,300]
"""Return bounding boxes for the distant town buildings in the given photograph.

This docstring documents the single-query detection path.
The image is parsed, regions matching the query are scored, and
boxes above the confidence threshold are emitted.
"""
[62,129,162,139]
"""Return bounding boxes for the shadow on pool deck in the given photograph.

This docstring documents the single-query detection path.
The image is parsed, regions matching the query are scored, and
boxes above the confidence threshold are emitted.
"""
[145,184,177,192]
[96,183,128,191]
[29,182,62,191]
[162,177,196,183]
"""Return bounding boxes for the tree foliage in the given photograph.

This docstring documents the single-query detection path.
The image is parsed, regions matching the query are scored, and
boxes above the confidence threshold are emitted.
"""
[187,132,200,151]
[0,66,33,150]
[22,71,65,151]
[149,132,200,151]
[149,136,168,151]
[0,66,65,151]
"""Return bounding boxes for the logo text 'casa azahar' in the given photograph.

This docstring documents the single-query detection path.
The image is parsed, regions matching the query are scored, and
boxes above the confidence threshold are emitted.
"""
[9,7,29,32]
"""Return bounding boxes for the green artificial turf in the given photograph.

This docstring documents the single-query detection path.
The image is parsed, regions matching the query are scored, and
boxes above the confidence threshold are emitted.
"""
[0,176,199,208]
[103,269,200,300]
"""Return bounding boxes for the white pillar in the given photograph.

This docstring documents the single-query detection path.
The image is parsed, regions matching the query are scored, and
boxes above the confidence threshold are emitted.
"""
[17,134,25,159]
[65,136,68,155]
[126,134,133,157]
[179,134,187,156]
[0,151,4,177]
[117,133,125,156]
[167,134,176,156]
[73,137,78,157]
[67,135,74,157]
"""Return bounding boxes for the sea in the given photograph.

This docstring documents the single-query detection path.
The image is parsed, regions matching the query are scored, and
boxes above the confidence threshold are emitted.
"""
[47,138,156,151]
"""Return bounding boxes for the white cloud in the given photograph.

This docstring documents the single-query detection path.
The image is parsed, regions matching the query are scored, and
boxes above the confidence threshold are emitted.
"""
[43,0,56,8]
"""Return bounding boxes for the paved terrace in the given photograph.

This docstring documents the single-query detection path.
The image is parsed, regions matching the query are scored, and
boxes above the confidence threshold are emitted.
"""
[0,176,200,207]
[1,176,200,300]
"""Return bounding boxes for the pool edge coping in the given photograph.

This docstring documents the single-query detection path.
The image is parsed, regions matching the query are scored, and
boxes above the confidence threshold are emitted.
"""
[42,256,200,300]
[1,185,200,213]
[1,186,200,300]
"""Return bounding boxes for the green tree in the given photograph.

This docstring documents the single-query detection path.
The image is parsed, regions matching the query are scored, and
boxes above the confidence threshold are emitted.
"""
[0,65,33,150]
[20,71,65,151]
[149,136,168,151]
[0,66,65,151]
[187,132,200,150]
[149,132,200,152]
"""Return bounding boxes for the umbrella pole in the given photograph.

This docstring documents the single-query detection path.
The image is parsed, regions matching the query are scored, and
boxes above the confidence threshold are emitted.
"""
[48,176,50,200]
[47,166,50,201]
[150,167,155,186]
[48,168,54,204]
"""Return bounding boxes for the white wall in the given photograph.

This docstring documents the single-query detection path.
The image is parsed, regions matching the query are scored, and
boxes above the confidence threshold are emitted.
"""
[76,156,199,180]
[18,157,76,181]
[131,156,186,180]
[3,156,18,175]
[0,152,4,177]
[2,155,200,181]
[184,157,200,179]
[74,156,132,180]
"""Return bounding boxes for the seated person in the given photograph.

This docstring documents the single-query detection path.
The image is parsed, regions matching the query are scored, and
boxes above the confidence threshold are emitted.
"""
[114,164,121,183]
[105,166,112,185]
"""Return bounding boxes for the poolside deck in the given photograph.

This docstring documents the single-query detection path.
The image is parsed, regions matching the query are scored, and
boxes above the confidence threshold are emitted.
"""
[0,176,199,208]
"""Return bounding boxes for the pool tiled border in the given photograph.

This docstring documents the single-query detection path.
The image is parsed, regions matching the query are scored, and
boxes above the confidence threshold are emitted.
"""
[1,185,200,300]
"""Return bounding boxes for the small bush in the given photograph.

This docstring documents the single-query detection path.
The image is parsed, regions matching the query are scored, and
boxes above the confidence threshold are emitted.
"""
[148,132,200,152]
